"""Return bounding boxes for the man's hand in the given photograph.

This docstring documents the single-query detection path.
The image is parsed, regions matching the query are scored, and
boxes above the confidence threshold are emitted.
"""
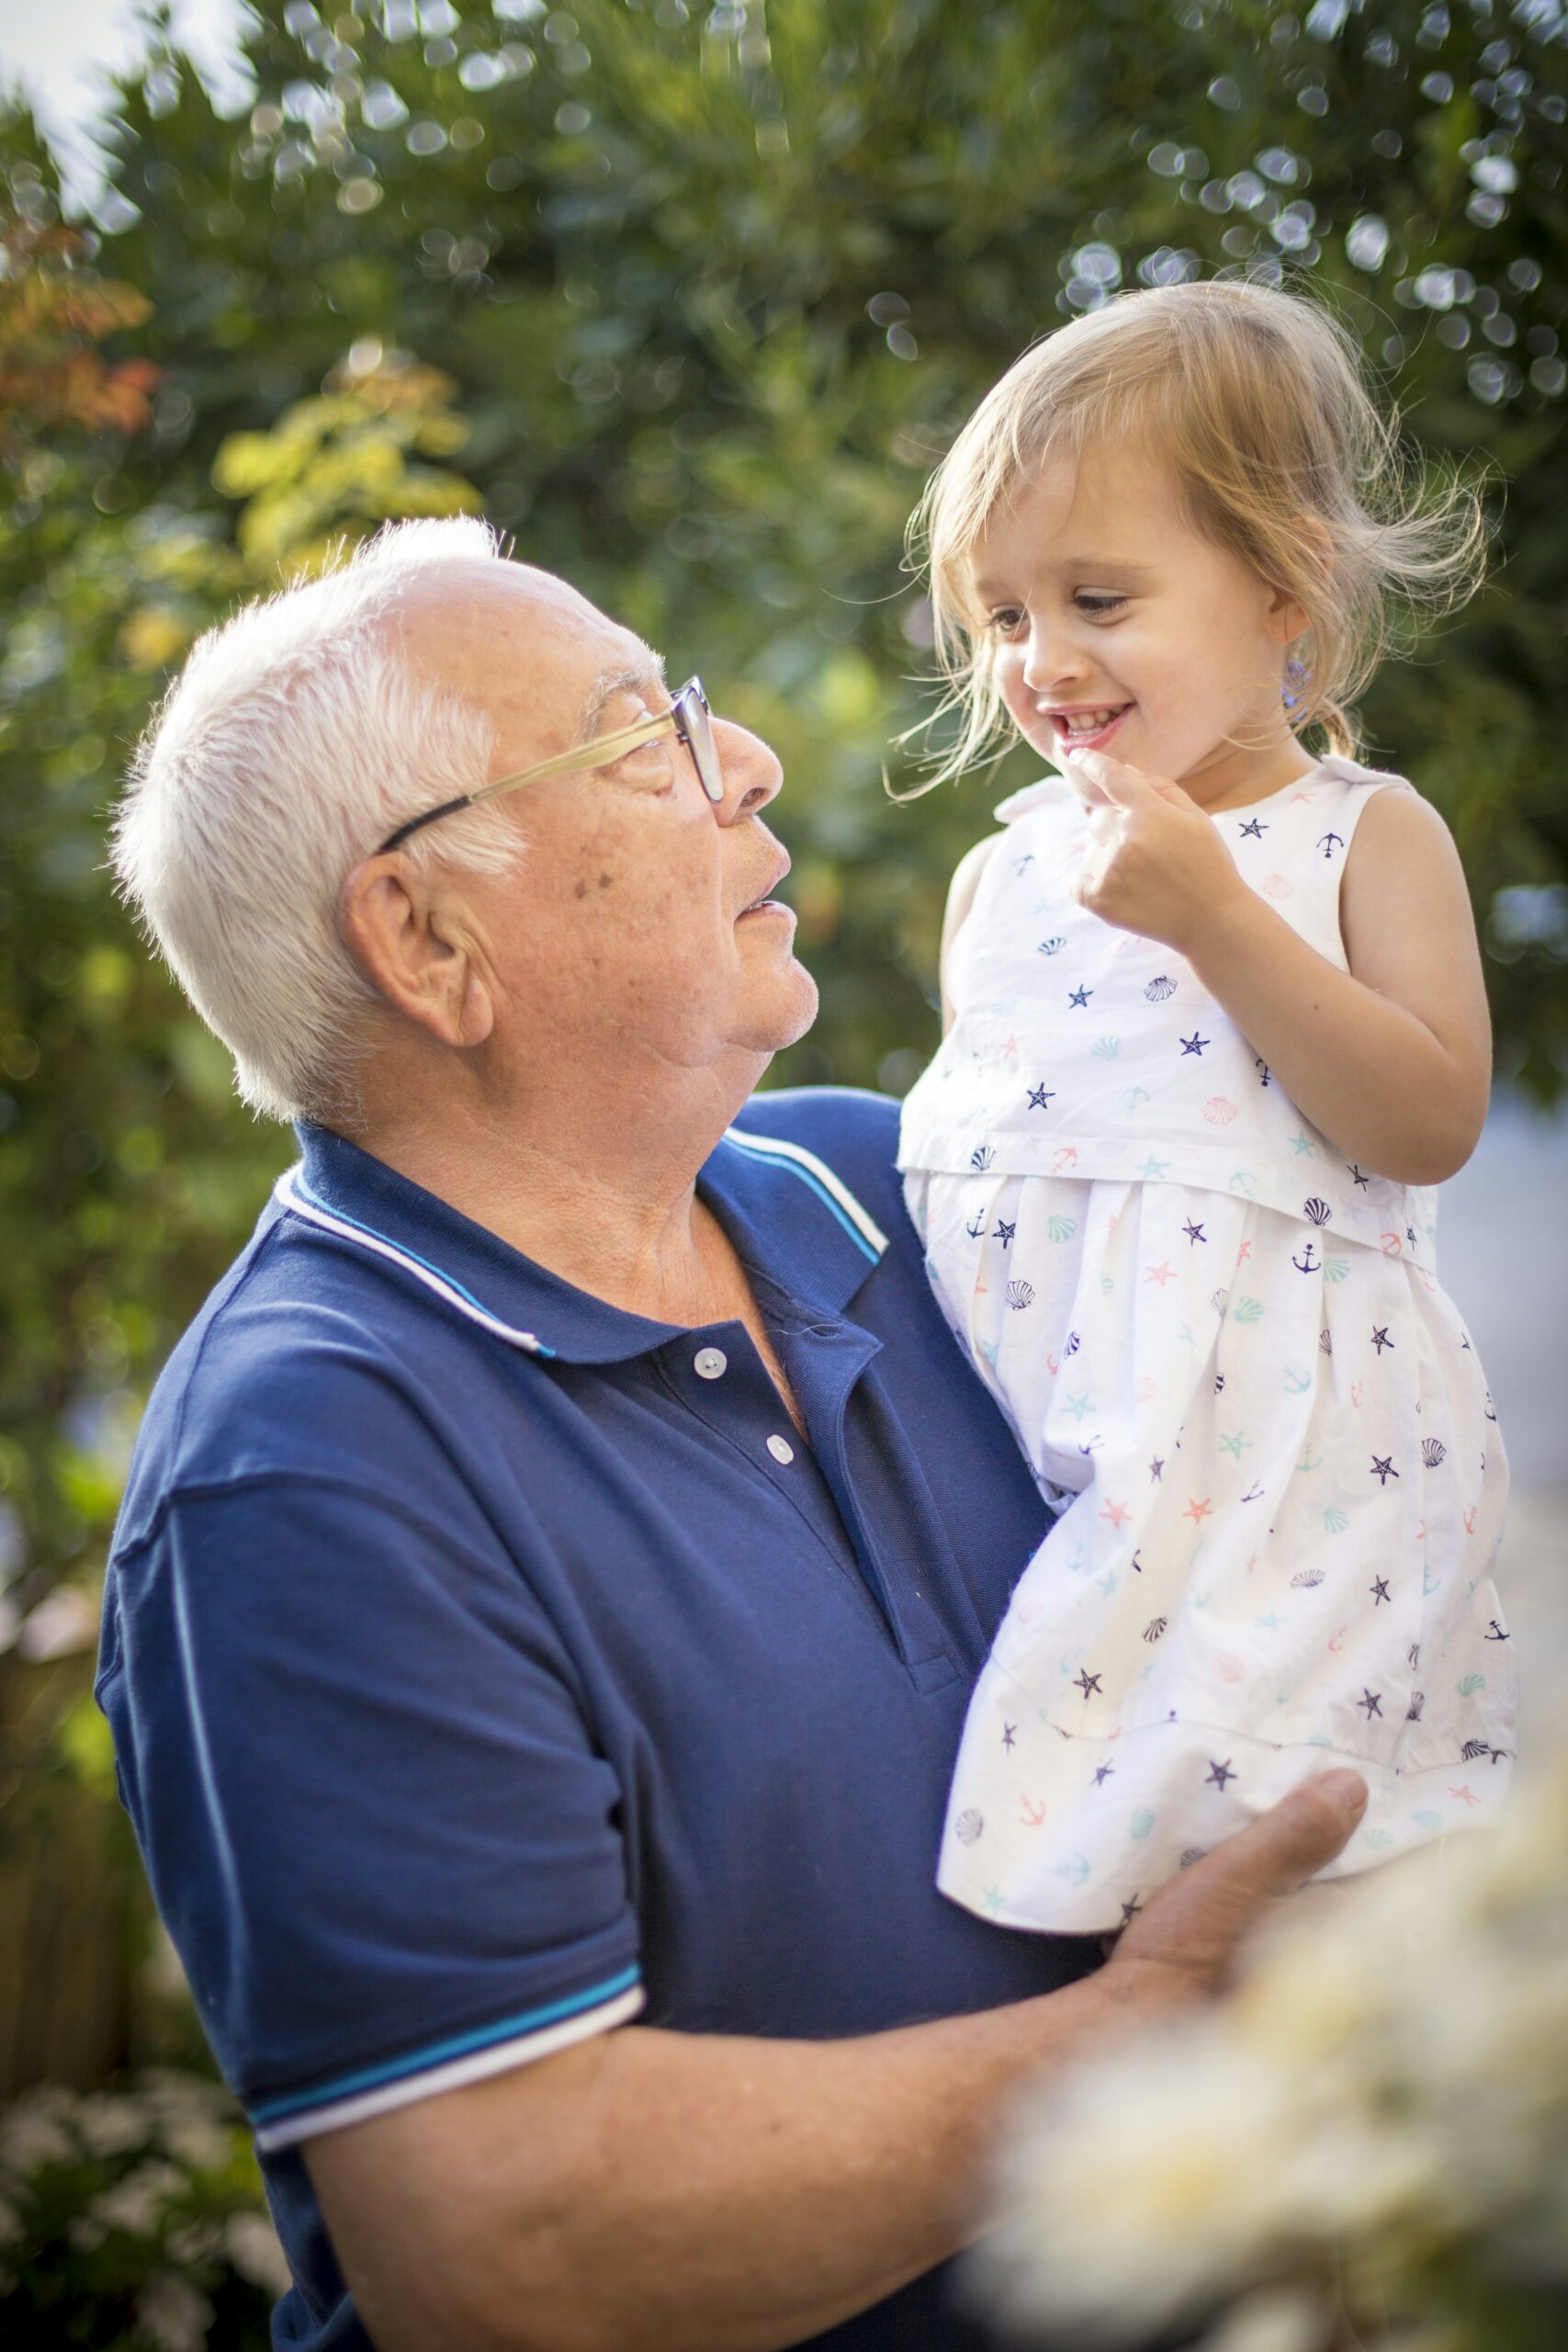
[1065,745,1247,955]
[303,1771,1368,2352]
[1102,1768,1370,2023]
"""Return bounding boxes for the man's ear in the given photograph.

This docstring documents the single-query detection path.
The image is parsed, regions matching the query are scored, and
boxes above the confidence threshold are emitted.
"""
[339,854,496,1050]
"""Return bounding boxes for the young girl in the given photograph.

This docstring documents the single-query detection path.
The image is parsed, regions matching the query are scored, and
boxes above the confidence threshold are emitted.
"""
[897,279,1517,1936]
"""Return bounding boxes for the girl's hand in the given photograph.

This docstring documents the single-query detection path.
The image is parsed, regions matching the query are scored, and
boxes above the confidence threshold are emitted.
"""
[1066,746,1247,956]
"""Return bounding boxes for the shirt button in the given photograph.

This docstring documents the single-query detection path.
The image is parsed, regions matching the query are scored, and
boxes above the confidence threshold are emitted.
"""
[694,1347,728,1381]
[766,1433,795,1465]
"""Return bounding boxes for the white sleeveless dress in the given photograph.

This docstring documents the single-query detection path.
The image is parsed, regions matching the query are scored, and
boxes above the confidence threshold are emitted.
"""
[899,757,1516,1934]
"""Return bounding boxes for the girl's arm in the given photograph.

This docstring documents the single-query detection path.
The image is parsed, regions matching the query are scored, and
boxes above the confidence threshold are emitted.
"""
[1065,750,1492,1186]
[939,831,1003,1035]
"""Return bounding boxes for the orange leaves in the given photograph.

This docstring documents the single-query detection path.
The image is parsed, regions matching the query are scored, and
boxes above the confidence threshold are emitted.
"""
[0,218,158,454]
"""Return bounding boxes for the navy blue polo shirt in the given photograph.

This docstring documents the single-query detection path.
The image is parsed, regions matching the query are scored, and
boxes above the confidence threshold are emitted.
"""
[99,1088,1105,2350]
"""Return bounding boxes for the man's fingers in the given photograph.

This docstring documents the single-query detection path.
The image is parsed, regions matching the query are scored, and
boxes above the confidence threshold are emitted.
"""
[1216,1769,1369,1901]
[1104,1770,1369,2008]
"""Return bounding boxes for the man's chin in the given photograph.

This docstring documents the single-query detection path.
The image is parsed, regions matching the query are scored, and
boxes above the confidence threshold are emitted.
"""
[738,966,820,1060]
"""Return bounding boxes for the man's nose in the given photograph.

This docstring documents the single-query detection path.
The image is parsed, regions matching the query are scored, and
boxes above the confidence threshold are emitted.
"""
[710,716,783,821]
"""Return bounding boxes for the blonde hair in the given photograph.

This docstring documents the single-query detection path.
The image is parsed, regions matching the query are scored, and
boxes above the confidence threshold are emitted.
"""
[907,277,1486,786]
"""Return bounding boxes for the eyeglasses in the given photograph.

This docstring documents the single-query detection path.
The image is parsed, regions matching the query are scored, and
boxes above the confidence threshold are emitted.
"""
[377,676,724,855]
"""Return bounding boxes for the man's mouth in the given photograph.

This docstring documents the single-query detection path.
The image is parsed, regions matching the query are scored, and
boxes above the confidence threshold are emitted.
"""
[738,857,792,919]
[1042,703,1134,752]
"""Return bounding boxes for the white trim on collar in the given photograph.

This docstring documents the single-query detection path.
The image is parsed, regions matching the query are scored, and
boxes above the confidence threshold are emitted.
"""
[274,1170,553,1356]
[722,1126,889,1261]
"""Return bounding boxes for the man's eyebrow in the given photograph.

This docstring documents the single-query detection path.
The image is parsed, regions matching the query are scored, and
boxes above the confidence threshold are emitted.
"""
[578,648,668,740]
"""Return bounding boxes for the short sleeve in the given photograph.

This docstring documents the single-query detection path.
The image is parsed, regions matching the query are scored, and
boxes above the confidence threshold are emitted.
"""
[98,1479,643,2147]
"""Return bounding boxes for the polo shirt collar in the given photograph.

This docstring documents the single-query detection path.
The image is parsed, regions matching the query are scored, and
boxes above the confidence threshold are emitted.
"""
[282,1119,886,1367]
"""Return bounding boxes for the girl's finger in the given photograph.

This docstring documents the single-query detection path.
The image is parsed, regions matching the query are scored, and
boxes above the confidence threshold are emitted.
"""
[1066,746,1171,808]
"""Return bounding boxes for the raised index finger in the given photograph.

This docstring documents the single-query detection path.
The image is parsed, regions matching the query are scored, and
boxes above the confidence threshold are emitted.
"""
[1064,747,1168,808]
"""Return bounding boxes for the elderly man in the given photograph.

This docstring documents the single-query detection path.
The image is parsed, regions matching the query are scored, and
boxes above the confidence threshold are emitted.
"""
[102,518,1367,2352]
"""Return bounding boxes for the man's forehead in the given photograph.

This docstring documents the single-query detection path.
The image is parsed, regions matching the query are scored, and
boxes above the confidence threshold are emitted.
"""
[396,557,664,728]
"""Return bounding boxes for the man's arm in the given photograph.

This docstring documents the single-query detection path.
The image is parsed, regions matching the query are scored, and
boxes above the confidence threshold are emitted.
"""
[305,1771,1369,2352]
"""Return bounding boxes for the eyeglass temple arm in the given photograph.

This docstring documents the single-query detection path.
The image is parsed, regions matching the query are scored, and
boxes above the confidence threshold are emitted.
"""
[375,710,681,855]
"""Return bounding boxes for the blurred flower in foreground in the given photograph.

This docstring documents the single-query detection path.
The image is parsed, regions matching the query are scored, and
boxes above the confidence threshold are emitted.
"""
[0,2070,287,2337]
[976,1751,1568,2352]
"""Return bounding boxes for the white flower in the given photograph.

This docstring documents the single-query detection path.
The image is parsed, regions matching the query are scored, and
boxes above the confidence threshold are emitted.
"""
[136,2268,213,2352]
[226,2209,293,2296]
[976,1748,1568,2346]
[167,2218,222,2266]
[73,2092,152,2159]
[86,2158,186,2240]
[0,2087,77,2179]
[1195,2284,1336,2352]
[977,2028,1322,2339]
[157,2114,234,2174]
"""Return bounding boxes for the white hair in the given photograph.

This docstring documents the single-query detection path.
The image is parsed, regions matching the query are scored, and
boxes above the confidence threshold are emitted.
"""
[112,517,523,1125]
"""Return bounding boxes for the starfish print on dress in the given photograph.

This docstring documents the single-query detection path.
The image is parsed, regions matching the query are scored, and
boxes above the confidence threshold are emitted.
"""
[1290,1131,1316,1156]
[1348,1163,1371,1189]
[1149,1457,1164,1483]
[1145,1261,1175,1287]
[994,1219,1016,1249]
[1092,1762,1115,1786]
[1067,985,1092,1008]
[1074,1668,1104,1698]
[1100,1498,1131,1531]
[1358,1689,1383,1718]
[1182,1219,1207,1245]
[1002,1723,1016,1749]
[1183,1496,1214,1526]
[1120,1895,1143,1924]
[1138,1153,1172,1179]
[1027,1082,1055,1110]
[1371,1577,1391,1605]
[1450,1784,1479,1806]
[1205,1758,1236,1790]
[1238,817,1268,838]
[1371,1326,1393,1353]
[1179,1032,1210,1057]
[1371,1454,1399,1485]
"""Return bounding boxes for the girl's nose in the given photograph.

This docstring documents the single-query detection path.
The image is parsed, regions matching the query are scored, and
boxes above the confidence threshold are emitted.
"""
[1021,622,1088,696]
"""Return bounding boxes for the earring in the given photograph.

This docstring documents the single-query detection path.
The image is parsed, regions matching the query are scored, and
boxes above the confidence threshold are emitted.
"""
[1281,656,1310,714]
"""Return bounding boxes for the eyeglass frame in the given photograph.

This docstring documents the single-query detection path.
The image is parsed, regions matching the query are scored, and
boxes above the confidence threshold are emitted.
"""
[375,676,724,855]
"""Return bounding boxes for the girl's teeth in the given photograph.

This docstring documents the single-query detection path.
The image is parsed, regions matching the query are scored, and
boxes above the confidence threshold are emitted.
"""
[1066,708,1118,734]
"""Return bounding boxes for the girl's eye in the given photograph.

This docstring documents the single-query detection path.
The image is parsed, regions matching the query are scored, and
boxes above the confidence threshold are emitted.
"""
[986,607,1026,636]
[1076,594,1127,616]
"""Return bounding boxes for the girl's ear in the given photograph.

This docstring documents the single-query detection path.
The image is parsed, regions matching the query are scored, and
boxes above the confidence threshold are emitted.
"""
[1268,516,1334,643]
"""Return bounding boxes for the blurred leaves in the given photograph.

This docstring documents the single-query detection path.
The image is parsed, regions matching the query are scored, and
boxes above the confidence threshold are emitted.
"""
[0,0,1563,1636]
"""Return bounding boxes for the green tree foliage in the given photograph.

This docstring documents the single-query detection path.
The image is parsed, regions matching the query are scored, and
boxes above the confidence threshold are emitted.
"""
[0,0,1564,1625]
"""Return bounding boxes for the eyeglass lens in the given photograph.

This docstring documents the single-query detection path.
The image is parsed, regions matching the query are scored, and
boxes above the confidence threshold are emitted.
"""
[678,683,725,804]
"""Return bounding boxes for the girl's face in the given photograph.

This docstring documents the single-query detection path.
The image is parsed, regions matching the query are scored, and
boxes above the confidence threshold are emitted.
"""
[970,437,1311,810]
